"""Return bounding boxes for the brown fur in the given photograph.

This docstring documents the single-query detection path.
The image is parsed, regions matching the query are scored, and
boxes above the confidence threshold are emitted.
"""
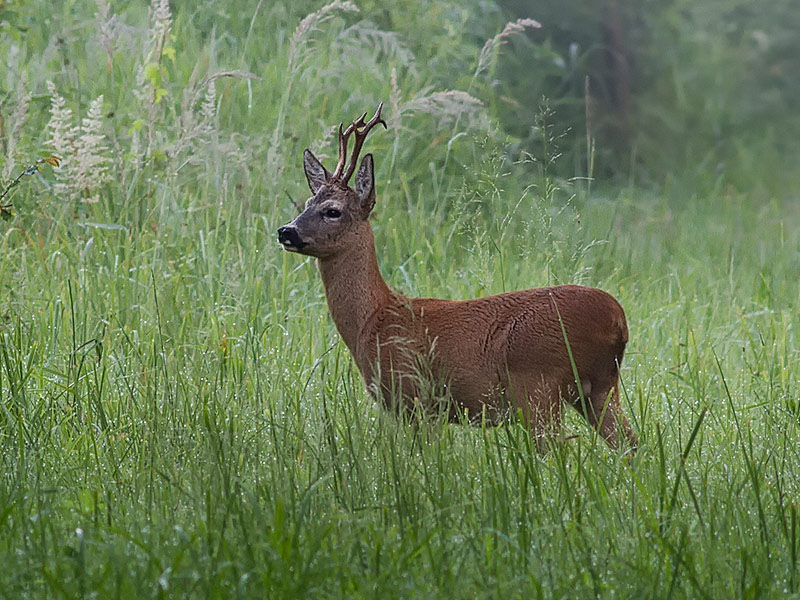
[278,108,637,450]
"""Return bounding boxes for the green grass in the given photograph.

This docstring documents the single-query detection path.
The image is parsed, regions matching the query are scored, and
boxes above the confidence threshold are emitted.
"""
[1,1,799,598]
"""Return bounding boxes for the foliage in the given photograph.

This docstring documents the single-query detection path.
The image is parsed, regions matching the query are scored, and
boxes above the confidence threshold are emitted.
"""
[0,1,798,598]
[495,0,800,190]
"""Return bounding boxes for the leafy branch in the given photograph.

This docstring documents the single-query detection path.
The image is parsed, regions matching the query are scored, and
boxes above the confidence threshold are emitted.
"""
[0,155,60,219]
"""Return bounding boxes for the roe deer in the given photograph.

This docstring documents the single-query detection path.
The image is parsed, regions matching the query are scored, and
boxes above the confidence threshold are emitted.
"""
[278,104,637,450]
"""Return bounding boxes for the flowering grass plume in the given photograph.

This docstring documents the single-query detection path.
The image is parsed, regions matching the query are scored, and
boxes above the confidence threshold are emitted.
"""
[2,84,32,181]
[287,0,359,73]
[476,18,542,79]
[94,0,119,72]
[400,89,486,128]
[46,81,110,203]
[149,0,172,50]
[73,96,110,203]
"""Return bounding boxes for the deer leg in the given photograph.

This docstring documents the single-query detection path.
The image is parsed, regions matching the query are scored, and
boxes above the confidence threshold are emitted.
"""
[507,372,563,450]
[578,377,637,451]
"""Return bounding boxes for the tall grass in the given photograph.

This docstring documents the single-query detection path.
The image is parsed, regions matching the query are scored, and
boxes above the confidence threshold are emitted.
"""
[1,1,799,598]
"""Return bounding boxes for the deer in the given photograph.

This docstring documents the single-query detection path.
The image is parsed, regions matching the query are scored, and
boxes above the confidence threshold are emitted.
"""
[277,104,637,451]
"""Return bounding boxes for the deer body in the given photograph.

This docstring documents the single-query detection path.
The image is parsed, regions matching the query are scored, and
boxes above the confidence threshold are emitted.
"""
[278,104,637,449]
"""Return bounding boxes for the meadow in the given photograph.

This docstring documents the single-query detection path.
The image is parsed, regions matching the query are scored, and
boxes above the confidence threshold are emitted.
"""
[1,1,799,598]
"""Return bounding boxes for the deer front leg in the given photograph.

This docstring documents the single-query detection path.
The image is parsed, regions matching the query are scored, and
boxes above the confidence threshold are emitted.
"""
[507,372,564,451]
[575,378,638,451]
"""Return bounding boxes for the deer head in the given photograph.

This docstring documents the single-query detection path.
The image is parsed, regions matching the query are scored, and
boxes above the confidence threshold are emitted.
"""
[278,103,387,259]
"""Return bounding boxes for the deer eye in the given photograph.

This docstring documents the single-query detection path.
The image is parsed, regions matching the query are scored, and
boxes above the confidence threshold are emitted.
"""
[323,208,342,219]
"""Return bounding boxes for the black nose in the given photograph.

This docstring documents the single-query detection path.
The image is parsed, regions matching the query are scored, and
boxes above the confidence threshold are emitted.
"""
[278,225,307,249]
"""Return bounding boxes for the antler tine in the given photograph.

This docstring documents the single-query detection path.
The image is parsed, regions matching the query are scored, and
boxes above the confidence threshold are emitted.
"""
[332,122,353,180]
[353,111,368,128]
[341,102,387,184]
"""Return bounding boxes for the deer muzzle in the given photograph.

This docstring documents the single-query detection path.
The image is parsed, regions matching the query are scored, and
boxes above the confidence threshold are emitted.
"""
[277,225,308,251]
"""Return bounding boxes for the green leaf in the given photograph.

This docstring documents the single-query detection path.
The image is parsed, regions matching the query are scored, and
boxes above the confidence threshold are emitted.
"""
[154,87,168,104]
[144,62,162,88]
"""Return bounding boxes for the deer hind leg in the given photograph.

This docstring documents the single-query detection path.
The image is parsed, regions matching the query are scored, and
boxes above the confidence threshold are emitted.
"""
[577,376,637,451]
[507,372,563,450]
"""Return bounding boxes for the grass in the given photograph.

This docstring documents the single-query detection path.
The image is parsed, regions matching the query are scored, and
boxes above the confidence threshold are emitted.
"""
[1,1,800,598]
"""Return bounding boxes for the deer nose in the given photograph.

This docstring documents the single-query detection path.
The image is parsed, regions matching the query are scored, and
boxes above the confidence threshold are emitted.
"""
[278,225,307,250]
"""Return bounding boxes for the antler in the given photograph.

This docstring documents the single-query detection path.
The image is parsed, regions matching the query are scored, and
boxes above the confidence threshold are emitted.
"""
[331,103,387,184]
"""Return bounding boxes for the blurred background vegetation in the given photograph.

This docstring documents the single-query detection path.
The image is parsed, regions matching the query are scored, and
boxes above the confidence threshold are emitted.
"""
[494,0,800,194]
[363,0,800,194]
[2,0,798,203]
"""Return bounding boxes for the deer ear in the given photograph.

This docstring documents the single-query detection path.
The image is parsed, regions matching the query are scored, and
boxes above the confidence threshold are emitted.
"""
[303,149,330,194]
[355,154,376,215]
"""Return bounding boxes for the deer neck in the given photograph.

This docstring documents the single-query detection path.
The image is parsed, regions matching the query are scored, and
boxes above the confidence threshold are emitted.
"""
[317,227,394,353]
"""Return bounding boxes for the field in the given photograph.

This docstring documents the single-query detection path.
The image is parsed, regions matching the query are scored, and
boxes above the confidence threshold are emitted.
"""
[1,1,799,598]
